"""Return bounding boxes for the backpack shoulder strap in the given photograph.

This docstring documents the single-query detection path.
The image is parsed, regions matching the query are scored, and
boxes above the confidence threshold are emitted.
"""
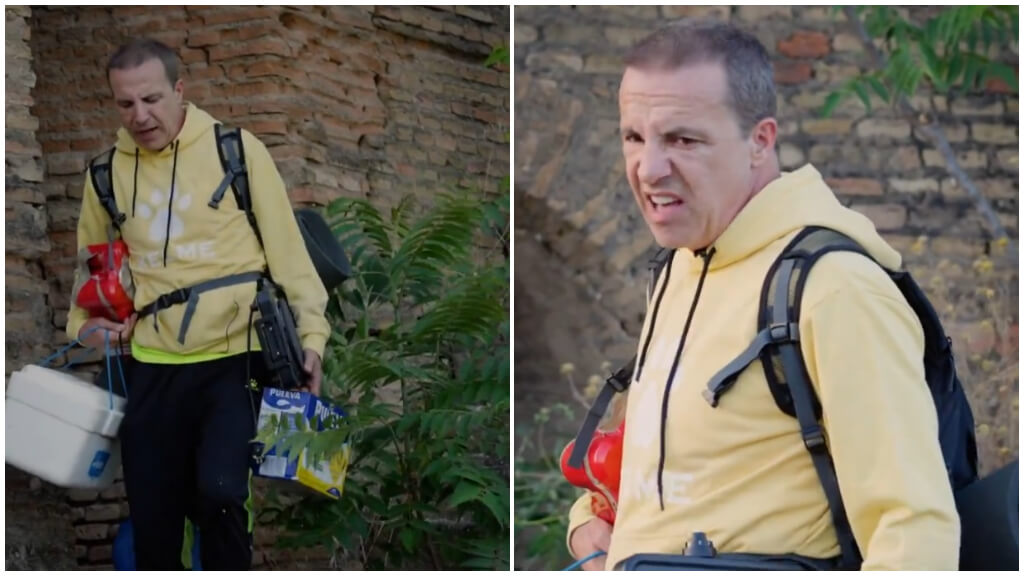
[89,148,124,233]
[704,226,872,569]
[209,124,263,248]
[567,247,675,470]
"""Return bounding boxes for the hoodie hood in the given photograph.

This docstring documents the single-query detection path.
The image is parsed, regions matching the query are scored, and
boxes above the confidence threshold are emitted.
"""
[677,164,902,273]
[114,102,218,156]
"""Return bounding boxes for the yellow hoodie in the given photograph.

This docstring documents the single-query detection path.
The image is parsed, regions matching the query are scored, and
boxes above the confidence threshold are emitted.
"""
[568,165,959,570]
[68,103,329,362]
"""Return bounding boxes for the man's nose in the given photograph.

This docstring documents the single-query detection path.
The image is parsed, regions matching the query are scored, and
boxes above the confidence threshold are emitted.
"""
[131,105,148,125]
[637,143,671,185]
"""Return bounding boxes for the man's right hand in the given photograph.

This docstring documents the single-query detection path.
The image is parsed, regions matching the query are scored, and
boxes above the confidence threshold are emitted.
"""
[569,517,613,570]
[78,314,136,352]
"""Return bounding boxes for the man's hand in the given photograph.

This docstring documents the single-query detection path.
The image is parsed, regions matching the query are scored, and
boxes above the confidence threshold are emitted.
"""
[570,517,613,571]
[79,314,136,353]
[302,349,322,396]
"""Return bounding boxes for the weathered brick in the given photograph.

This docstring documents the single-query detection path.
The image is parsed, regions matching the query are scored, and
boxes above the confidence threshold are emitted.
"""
[778,31,831,59]
[583,54,622,75]
[738,6,793,21]
[995,149,1018,172]
[74,523,109,541]
[971,123,1017,144]
[516,24,537,44]
[525,50,583,73]
[832,33,863,53]
[976,178,1018,199]
[208,37,292,61]
[779,143,805,170]
[68,487,101,502]
[774,61,813,85]
[915,123,968,143]
[856,118,912,139]
[951,98,1005,116]
[852,203,908,231]
[84,502,123,522]
[87,544,113,562]
[813,62,861,84]
[827,178,883,196]
[923,149,987,170]
[801,117,853,136]
[889,178,939,195]
[801,6,847,21]
[604,27,651,48]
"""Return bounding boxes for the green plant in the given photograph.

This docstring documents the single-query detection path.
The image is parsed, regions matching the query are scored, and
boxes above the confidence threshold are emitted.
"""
[822,6,1019,261]
[513,402,579,571]
[256,190,510,570]
[823,6,1018,115]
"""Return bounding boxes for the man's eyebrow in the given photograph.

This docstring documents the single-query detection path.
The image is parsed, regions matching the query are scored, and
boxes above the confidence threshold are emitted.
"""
[665,126,710,140]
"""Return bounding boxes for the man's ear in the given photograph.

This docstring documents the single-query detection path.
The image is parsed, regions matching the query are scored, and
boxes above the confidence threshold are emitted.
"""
[749,117,778,168]
[174,78,184,103]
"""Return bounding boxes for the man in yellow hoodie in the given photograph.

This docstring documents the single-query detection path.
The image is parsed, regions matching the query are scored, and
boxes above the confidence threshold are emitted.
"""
[67,39,329,569]
[566,20,959,570]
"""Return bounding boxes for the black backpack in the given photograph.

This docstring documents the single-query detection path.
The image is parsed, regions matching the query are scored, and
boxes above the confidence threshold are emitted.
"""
[568,226,980,569]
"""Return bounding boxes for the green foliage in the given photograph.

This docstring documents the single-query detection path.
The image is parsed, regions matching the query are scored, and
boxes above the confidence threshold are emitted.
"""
[513,403,582,570]
[257,189,510,570]
[485,44,510,69]
[822,6,1018,117]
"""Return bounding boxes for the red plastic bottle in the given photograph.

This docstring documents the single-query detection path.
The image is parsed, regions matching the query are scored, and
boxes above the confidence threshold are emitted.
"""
[559,420,625,524]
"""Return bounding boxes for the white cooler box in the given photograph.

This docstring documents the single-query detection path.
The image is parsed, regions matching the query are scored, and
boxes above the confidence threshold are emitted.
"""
[6,364,126,489]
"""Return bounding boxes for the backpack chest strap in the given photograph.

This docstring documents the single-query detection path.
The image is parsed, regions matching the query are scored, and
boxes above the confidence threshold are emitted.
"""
[137,271,267,344]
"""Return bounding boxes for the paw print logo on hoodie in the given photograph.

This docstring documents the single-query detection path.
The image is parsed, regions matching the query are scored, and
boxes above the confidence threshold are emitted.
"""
[135,188,192,244]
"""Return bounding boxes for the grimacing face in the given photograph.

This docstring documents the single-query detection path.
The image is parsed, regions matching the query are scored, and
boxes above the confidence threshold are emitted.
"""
[618,61,767,251]
[108,57,185,151]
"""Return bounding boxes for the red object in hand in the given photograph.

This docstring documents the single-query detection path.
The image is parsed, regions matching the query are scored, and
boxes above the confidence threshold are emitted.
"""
[73,240,135,322]
[560,420,624,525]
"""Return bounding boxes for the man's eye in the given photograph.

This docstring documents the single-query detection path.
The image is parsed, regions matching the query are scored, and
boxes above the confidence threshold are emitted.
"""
[671,136,698,146]
[623,133,643,143]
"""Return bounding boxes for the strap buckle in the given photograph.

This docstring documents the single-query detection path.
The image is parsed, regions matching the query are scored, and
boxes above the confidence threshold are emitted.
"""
[802,424,826,452]
[768,322,798,343]
[159,288,190,309]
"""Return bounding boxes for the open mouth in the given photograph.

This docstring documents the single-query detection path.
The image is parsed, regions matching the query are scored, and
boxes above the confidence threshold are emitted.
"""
[135,126,158,138]
[648,194,684,211]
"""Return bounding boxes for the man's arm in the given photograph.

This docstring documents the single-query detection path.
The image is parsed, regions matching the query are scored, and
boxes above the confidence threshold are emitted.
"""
[242,131,330,360]
[801,253,960,570]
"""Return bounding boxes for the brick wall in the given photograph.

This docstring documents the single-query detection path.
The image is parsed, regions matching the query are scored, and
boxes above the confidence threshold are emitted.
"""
[514,6,1017,468]
[7,5,508,569]
[5,5,52,372]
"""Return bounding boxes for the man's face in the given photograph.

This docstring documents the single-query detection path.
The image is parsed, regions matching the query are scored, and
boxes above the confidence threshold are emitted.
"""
[108,58,184,151]
[619,62,756,251]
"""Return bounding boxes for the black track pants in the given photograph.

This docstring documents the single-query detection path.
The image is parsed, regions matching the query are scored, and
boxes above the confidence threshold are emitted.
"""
[120,352,266,570]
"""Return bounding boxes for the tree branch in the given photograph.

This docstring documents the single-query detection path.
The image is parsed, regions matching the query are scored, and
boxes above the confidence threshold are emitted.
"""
[843,6,1017,263]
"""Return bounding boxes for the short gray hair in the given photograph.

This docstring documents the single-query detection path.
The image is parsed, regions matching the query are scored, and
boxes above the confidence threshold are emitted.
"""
[107,38,180,85]
[624,19,776,134]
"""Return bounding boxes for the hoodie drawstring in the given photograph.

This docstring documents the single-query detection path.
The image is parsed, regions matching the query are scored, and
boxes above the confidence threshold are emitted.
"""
[162,141,179,267]
[656,246,715,510]
[635,251,675,382]
[131,148,139,217]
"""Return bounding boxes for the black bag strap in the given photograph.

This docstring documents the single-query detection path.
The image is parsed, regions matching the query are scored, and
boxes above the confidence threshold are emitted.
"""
[769,244,863,570]
[210,124,263,248]
[566,247,673,470]
[136,270,266,344]
[704,226,872,569]
[89,148,124,233]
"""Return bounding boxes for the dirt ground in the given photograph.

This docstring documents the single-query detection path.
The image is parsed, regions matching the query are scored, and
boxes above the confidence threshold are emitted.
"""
[5,465,78,570]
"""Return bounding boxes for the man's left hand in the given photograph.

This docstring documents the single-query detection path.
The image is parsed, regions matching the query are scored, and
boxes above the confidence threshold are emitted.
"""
[302,349,323,396]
